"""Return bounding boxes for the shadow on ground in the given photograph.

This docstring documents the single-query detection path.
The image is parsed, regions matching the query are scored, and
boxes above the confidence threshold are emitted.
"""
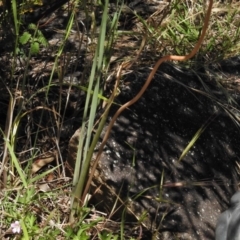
[88,58,240,240]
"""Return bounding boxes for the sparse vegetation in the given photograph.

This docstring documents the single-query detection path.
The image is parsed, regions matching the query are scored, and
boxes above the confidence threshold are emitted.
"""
[0,0,239,239]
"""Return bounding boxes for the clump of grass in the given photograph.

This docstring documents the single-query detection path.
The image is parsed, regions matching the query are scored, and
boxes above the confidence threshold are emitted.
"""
[0,0,129,238]
[0,0,239,239]
[133,0,240,62]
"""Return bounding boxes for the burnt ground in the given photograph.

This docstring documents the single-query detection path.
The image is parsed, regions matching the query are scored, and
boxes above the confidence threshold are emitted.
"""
[0,1,240,239]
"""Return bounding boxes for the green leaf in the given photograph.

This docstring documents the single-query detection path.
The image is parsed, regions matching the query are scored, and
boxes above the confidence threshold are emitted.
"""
[19,32,31,45]
[30,41,39,54]
[38,35,48,47]
[28,23,37,30]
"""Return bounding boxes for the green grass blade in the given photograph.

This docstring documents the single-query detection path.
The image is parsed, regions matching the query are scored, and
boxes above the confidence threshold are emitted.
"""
[178,113,218,162]
[4,137,27,188]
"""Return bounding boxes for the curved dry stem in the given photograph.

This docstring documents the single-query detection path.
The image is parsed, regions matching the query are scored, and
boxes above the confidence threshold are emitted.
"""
[82,0,213,203]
